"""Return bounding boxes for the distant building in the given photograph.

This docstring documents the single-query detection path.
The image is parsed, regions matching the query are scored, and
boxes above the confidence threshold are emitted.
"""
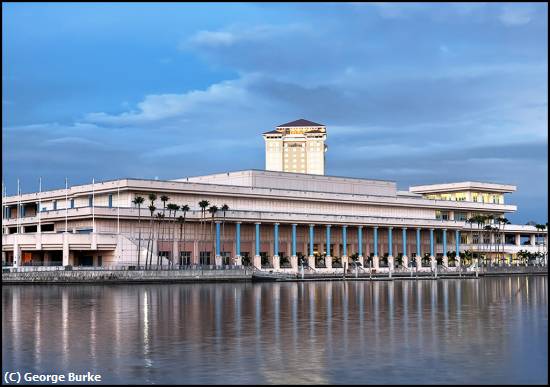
[263,119,327,175]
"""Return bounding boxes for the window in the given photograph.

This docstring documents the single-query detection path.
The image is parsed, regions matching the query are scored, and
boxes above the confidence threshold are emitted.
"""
[199,251,211,265]
[221,251,231,265]
[159,251,170,264]
[455,212,467,221]
[88,195,93,207]
[108,194,113,208]
[180,251,191,266]
[53,201,57,211]
[41,224,55,232]
[435,210,449,220]
[70,199,74,209]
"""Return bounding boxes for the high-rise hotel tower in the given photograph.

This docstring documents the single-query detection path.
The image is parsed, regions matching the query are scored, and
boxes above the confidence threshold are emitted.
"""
[263,119,327,175]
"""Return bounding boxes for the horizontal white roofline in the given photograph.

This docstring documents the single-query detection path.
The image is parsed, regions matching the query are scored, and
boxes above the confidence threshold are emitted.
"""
[410,181,516,194]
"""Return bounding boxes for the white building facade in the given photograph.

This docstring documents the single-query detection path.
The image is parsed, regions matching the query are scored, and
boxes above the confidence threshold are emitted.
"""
[2,170,547,272]
[263,119,327,175]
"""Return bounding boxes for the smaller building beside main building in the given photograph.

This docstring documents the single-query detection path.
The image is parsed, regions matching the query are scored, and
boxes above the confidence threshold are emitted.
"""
[2,120,547,271]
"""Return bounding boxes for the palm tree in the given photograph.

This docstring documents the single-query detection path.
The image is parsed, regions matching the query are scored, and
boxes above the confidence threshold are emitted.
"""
[146,193,157,269]
[166,203,179,268]
[496,217,510,266]
[180,204,190,265]
[146,203,156,269]
[221,204,229,263]
[177,215,184,266]
[208,205,219,264]
[198,200,210,262]
[132,196,144,268]
[155,212,164,269]
[160,195,169,246]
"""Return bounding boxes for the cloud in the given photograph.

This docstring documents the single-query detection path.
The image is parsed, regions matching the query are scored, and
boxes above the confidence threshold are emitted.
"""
[499,5,535,26]
[184,23,310,49]
[187,30,236,47]
[85,76,256,126]
[42,136,105,147]
[3,3,547,221]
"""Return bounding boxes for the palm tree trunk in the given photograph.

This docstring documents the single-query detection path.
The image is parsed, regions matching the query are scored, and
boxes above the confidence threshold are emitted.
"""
[210,216,214,264]
[137,206,142,268]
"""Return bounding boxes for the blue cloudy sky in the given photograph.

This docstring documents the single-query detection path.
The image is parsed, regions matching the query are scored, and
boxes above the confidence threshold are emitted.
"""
[2,2,548,223]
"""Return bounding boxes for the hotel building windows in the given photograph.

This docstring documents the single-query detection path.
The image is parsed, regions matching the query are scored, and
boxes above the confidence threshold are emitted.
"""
[455,211,467,221]
[435,210,449,220]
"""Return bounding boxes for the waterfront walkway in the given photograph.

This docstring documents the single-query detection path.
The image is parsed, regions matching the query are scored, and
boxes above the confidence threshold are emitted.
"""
[2,265,546,284]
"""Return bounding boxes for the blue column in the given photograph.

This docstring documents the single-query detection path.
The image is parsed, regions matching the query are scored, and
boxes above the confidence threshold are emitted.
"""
[292,224,297,256]
[274,223,279,256]
[326,225,331,256]
[309,225,314,256]
[388,227,393,256]
[255,223,260,256]
[358,226,363,257]
[235,223,241,256]
[455,229,460,257]
[416,228,421,257]
[443,229,447,256]
[402,228,407,256]
[342,226,347,256]
[430,228,434,257]
[215,222,221,256]
[374,227,378,256]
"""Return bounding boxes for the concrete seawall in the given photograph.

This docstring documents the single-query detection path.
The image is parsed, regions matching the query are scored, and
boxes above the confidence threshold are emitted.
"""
[2,267,546,284]
[2,269,254,284]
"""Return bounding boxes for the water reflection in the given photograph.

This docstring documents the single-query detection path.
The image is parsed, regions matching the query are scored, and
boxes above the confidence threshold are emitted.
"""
[2,277,548,385]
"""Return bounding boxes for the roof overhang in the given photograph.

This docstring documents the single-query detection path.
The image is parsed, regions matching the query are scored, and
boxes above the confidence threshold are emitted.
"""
[409,181,517,194]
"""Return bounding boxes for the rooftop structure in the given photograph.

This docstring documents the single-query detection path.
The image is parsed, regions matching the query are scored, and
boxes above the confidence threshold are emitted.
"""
[409,182,517,204]
[263,119,327,175]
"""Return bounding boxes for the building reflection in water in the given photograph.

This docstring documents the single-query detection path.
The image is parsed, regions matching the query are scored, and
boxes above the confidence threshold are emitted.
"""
[2,277,548,384]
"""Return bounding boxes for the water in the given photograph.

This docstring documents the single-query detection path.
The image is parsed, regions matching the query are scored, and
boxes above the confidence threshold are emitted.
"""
[2,277,548,384]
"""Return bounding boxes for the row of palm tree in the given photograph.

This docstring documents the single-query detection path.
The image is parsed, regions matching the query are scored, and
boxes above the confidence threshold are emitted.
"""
[466,214,510,266]
[132,195,229,268]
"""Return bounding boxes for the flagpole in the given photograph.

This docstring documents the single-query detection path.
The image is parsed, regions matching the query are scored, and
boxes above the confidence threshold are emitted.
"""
[38,177,42,233]
[17,178,21,234]
[65,177,68,233]
[92,178,95,233]
[117,182,120,235]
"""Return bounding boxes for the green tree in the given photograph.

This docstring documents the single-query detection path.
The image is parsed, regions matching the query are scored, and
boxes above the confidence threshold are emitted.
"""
[221,204,229,264]
[132,196,144,268]
[198,200,210,262]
